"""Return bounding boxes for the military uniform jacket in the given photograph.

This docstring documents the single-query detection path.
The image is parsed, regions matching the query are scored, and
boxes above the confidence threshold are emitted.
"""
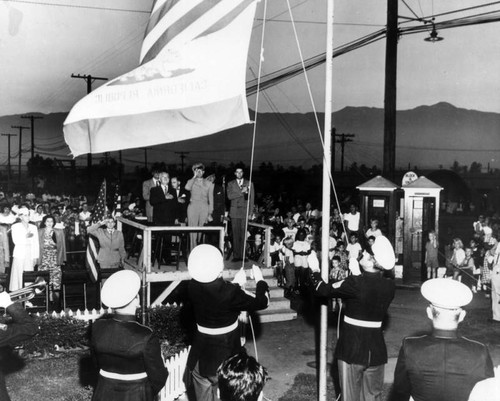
[0,303,38,401]
[311,271,395,366]
[91,314,168,401]
[187,278,269,377]
[87,225,127,268]
[392,329,494,401]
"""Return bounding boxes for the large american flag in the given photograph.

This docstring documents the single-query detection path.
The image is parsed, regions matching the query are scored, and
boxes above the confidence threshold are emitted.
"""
[64,0,258,156]
[85,179,106,283]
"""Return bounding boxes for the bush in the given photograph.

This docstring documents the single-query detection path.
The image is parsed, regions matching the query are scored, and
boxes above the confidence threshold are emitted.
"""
[22,315,89,356]
[21,305,188,358]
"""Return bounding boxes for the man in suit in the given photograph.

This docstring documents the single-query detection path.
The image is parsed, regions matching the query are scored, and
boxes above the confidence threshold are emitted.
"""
[150,172,175,263]
[169,176,189,225]
[149,172,175,226]
[142,169,160,222]
[391,278,494,401]
[226,166,254,262]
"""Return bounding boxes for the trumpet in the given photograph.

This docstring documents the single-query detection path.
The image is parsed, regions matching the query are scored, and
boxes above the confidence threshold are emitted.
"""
[0,277,47,303]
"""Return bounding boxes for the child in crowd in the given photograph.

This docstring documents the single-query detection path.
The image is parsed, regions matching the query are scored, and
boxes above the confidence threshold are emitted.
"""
[365,219,382,239]
[329,255,347,312]
[282,218,298,241]
[460,247,477,292]
[281,236,295,298]
[425,230,439,279]
[270,234,284,286]
[292,231,311,292]
[346,234,362,261]
[334,241,349,272]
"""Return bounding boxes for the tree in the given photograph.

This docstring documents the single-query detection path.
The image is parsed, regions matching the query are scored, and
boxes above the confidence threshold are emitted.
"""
[469,161,482,174]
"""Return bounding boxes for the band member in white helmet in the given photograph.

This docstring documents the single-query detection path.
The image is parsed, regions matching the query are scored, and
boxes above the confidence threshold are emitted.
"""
[91,270,168,401]
[186,244,269,401]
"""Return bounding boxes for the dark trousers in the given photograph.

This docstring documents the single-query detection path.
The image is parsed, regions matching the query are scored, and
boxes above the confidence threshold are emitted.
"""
[231,217,245,259]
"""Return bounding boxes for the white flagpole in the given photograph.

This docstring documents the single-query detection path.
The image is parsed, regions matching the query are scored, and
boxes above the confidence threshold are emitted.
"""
[319,0,334,400]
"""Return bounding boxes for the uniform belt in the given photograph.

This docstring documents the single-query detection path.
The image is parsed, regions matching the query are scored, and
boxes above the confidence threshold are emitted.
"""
[344,316,382,328]
[197,319,238,335]
[100,369,147,381]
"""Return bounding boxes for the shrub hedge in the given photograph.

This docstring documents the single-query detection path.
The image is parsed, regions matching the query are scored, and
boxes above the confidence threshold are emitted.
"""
[22,304,188,358]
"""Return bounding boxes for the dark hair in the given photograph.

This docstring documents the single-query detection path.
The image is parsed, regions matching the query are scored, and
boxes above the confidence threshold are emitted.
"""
[40,214,55,228]
[40,215,57,244]
[217,351,267,401]
[332,255,341,263]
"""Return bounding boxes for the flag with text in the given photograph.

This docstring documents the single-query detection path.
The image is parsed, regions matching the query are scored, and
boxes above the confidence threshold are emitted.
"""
[64,0,258,156]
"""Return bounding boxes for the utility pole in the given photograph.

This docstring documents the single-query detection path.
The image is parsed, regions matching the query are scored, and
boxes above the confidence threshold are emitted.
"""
[335,133,355,172]
[175,151,190,174]
[330,128,336,173]
[11,125,29,183]
[1,133,16,190]
[383,0,399,180]
[71,73,108,187]
[142,147,152,169]
[21,114,43,191]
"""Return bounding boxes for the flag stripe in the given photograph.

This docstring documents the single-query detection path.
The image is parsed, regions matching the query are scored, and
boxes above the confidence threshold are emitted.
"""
[85,236,100,283]
[195,0,255,40]
[144,0,178,38]
[141,0,206,62]
[141,0,247,64]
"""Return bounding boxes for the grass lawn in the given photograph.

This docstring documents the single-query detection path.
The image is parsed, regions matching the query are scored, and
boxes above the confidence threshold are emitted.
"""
[6,350,95,401]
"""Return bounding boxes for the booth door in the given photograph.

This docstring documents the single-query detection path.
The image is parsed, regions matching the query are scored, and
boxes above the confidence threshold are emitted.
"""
[408,197,437,282]
[408,198,424,282]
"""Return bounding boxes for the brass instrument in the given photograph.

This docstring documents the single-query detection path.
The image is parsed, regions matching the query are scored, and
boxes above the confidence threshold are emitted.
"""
[0,277,47,303]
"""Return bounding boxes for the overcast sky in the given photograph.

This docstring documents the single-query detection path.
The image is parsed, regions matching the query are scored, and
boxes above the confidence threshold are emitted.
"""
[0,0,499,171]
[1,0,499,117]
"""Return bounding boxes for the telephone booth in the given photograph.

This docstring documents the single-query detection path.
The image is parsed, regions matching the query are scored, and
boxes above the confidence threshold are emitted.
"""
[357,175,400,247]
[402,176,442,284]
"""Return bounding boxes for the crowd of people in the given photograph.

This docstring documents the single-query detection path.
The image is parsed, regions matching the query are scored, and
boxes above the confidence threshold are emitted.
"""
[0,167,499,401]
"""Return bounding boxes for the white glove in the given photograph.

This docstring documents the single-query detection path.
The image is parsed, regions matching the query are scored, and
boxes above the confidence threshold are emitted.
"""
[232,269,247,287]
[348,258,361,276]
[308,254,320,273]
[251,264,264,283]
[0,292,13,309]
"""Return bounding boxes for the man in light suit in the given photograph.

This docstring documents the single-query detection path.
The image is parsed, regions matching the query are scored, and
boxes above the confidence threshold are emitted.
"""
[226,166,254,262]
[142,169,160,222]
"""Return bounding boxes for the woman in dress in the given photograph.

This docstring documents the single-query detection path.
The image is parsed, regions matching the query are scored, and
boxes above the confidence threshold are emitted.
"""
[38,214,67,309]
[9,207,39,291]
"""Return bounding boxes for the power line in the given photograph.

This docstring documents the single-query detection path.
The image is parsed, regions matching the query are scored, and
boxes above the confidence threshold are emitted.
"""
[1,0,150,14]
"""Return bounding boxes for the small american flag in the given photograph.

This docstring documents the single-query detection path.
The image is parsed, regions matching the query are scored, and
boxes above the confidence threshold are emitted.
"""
[112,183,122,218]
[86,179,107,283]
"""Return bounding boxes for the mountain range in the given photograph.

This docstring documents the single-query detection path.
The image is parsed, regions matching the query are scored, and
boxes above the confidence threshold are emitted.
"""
[0,102,498,172]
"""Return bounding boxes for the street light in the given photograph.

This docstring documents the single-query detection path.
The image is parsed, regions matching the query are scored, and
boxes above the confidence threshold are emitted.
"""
[424,24,444,42]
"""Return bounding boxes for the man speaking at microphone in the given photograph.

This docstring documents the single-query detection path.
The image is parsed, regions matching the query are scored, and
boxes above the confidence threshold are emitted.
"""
[0,288,39,401]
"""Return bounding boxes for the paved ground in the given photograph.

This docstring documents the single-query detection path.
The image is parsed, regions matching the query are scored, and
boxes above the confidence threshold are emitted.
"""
[243,286,500,401]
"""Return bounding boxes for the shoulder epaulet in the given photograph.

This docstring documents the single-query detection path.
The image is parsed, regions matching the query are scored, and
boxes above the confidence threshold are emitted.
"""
[130,320,153,332]
[461,336,488,347]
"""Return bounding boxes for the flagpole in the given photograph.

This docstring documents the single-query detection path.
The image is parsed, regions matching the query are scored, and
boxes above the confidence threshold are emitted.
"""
[319,0,334,400]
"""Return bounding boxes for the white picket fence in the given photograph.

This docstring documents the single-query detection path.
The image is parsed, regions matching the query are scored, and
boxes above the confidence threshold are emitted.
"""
[31,302,182,321]
[160,346,190,401]
[31,305,190,401]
